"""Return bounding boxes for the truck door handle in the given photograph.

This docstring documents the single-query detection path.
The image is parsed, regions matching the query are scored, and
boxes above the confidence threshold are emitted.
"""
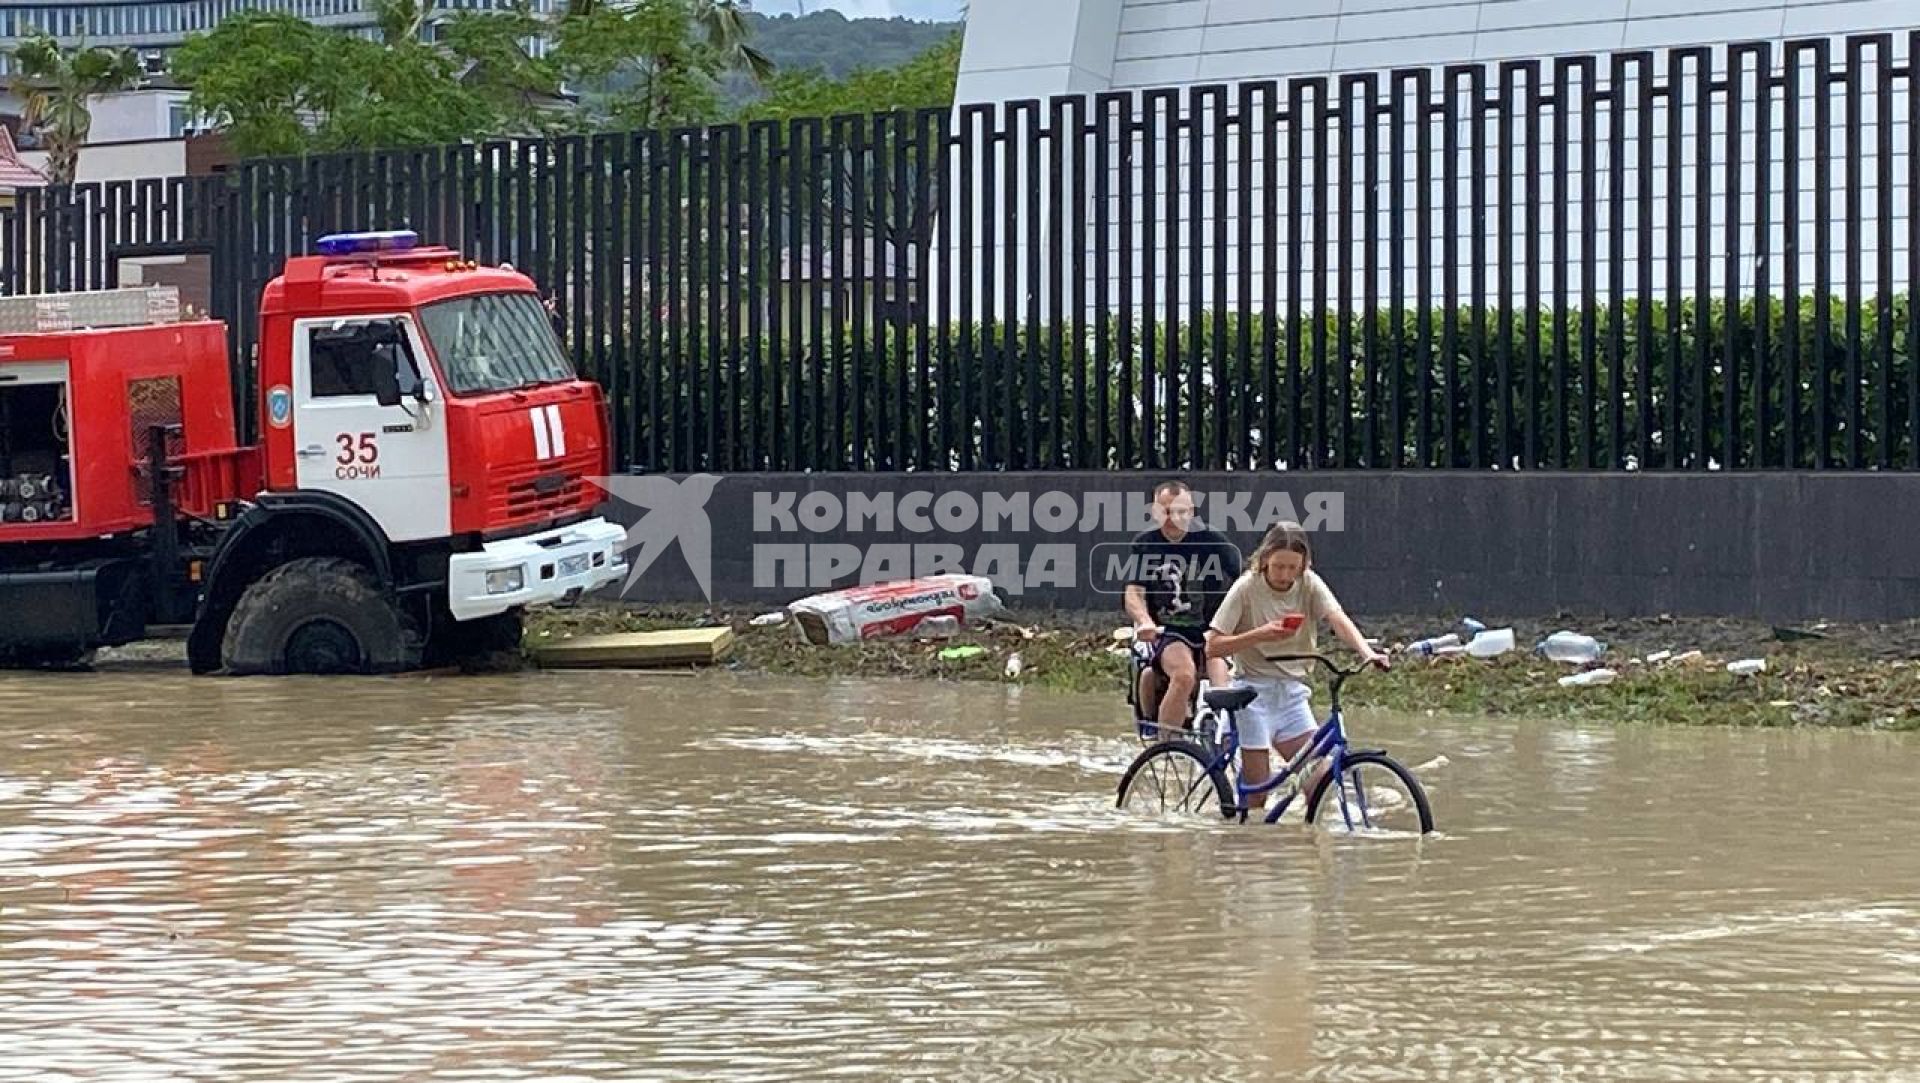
[297,445,326,459]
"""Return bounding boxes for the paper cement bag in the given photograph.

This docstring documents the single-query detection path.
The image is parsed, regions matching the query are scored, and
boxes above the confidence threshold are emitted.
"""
[788,575,1005,646]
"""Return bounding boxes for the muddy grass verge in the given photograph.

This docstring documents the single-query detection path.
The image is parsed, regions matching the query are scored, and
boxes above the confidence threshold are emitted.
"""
[528,605,1920,731]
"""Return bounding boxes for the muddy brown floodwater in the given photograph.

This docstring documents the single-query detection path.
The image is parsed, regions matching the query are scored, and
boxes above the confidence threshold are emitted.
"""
[1,667,1917,1081]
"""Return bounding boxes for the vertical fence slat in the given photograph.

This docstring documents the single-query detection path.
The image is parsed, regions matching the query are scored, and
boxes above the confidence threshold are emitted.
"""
[1414,70,1435,470]
[1208,86,1229,473]
[978,105,1000,469]
[1236,83,1256,471]
[1161,91,1182,470]
[1007,101,1030,470]
[1910,33,1920,470]
[1048,97,1069,471]
[1522,62,1542,470]
[1312,80,1332,470]
[1785,45,1805,468]
[1724,47,1747,471]
[1873,37,1894,471]
[894,110,914,473]
[1665,52,1687,468]
[1552,61,1573,469]
[1391,73,1411,469]
[1443,68,1464,467]
[723,125,743,474]
[1025,99,1045,472]
[1358,76,1377,469]
[1753,45,1773,472]
[1094,95,1116,470]
[849,118,870,471]
[1814,40,1834,469]
[1692,50,1712,471]
[1287,79,1306,469]
[1340,76,1361,468]
[1471,66,1488,469]
[1111,93,1135,471]
[958,106,981,472]
[1844,39,1866,471]
[1260,84,1279,469]
[1141,91,1162,470]
[1497,63,1518,470]
[917,109,941,472]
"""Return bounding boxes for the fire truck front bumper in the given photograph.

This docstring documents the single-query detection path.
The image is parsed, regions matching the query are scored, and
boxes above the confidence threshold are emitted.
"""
[447,517,630,622]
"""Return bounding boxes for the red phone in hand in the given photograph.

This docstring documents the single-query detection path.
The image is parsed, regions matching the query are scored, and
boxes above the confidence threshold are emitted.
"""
[1278,612,1306,634]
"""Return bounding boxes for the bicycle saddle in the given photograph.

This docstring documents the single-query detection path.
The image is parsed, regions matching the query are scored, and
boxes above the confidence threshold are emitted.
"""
[1204,686,1258,711]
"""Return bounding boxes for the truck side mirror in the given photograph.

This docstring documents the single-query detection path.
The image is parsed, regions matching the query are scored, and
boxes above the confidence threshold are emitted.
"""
[371,343,405,408]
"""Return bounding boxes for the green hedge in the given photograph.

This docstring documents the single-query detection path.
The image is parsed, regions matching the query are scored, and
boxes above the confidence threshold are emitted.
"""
[576,296,1918,472]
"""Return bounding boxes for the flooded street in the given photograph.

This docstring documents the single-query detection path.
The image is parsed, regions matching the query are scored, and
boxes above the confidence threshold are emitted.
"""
[1,667,1917,1081]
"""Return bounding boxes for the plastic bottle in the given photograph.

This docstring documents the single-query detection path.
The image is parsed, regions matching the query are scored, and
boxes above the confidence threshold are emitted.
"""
[1536,631,1606,664]
[918,615,961,638]
[1466,627,1516,658]
[1408,633,1462,657]
[1727,658,1767,677]
[1558,668,1617,688]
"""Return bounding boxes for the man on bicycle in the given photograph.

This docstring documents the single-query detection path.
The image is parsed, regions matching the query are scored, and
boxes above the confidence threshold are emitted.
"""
[1124,480,1241,736]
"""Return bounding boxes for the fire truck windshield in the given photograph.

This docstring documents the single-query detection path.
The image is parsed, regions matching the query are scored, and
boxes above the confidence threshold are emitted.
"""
[418,291,575,395]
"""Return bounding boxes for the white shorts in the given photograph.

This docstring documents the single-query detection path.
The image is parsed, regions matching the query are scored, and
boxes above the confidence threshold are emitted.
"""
[1236,677,1316,749]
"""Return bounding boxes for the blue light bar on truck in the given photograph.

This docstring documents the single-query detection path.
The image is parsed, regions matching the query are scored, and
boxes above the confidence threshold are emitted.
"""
[315,230,420,257]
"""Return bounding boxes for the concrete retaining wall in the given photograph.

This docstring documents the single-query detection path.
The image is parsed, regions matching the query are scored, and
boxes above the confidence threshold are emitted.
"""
[595,472,1920,622]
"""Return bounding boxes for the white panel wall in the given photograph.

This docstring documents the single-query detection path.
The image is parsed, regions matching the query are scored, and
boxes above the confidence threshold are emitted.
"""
[945,0,1920,320]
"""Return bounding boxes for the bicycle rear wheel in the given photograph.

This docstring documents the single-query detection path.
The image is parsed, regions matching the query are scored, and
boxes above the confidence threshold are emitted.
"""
[1116,742,1236,821]
[1305,751,1434,835]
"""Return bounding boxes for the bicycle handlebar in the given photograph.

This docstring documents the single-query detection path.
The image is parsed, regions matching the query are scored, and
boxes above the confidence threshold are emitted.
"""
[1258,652,1379,679]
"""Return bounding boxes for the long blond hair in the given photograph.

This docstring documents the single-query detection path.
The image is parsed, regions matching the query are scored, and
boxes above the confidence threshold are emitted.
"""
[1249,520,1312,577]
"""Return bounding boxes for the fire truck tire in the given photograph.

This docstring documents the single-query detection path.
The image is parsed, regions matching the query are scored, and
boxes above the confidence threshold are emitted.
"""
[428,610,526,671]
[0,645,98,671]
[221,557,425,676]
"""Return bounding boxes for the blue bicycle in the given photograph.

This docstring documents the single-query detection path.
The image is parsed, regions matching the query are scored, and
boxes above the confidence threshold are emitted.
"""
[1116,652,1435,834]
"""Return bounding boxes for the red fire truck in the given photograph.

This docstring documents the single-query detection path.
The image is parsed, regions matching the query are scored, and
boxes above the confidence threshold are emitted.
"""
[0,229,629,674]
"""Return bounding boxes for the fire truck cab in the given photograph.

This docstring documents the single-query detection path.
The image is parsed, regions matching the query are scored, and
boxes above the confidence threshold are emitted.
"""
[0,229,629,675]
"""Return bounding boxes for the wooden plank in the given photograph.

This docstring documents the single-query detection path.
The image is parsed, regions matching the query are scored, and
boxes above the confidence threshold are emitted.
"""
[529,627,735,669]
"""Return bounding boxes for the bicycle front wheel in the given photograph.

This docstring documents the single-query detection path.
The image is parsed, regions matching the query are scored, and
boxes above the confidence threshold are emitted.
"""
[1116,742,1236,821]
[1305,751,1435,835]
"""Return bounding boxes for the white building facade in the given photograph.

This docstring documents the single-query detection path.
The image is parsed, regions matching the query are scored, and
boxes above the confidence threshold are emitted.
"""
[956,0,1920,104]
[937,1,1920,322]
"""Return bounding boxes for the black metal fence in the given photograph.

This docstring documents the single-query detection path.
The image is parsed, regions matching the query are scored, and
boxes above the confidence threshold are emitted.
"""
[4,30,1919,473]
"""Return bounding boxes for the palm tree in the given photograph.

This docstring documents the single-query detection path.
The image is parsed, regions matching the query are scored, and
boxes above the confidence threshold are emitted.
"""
[560,0,773,81]
[6,33,143,187]
[371,0,429,45]
[691,0,774,84]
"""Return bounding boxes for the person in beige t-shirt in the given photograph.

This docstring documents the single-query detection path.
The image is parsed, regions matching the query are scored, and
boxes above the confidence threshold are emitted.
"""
[1207,521,1388,808]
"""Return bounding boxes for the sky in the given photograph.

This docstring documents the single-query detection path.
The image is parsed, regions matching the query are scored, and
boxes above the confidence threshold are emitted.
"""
[752,0,965,20]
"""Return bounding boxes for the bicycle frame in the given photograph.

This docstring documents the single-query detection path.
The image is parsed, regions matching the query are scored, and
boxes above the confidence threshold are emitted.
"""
[1202,703,1349,825]
[1136,652,1380,826]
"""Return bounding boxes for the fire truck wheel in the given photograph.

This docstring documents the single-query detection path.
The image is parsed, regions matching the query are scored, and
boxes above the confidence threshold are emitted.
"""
[0,645,98,671]
[428,610,526,670]
[222,557,426,676]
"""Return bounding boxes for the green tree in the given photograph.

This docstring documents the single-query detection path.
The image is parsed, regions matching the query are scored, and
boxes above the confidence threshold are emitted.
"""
[735,30,958,122]
[171,11,492,157]
[436,0,570,136]
[4,33,142,186]
[731,32,960,266]
[546,0,774,130]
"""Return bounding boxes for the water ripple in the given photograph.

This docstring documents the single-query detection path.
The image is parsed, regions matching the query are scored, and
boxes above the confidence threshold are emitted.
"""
[0,671,1915,1080]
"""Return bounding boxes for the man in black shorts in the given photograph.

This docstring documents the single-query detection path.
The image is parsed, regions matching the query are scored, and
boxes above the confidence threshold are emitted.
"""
[1123,479,1242,735]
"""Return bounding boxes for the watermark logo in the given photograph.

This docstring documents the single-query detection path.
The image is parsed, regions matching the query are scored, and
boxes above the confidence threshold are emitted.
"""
[589,479,1341,599]
[1088,543,1246,605]
[589,473,723,600]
